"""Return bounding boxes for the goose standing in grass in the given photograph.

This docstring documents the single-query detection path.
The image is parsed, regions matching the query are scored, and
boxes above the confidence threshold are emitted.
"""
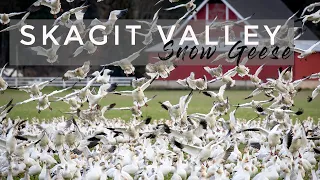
[63,61,91,80]
[0,63,8,93]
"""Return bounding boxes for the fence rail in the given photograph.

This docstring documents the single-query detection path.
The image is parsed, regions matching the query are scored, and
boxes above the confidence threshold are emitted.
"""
[3,77,135,87]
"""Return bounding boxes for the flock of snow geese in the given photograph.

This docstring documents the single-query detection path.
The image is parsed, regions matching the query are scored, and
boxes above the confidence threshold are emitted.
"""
[1,0,320,180]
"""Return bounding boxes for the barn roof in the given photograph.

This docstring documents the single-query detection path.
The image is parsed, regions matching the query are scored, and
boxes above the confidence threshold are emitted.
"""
[221,0,318,40]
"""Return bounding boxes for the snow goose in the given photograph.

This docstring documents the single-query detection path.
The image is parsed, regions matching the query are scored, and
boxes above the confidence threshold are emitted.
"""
[172,130,230,162]
[13,84,75,113]
[237,124,282,154]
[10,78,56,98]
[53,4,89,27]
[107,116,152,140]
[63,61,91,80]
[30,37,62,64]
[112,76,156,107]
[307,84,320,102]
[208,68,237,87]
[88,9,128,36]
[28,0,61,15]
[202,84,227,103]
[294,41,320,59]
[0,12,30,33]
[247,63,265,85]
[91,69,113,84]
[203,65,222,78]
[112,95,156,119]
[176,72,197,90]
[0,63,8,93]
[101,46,147,76]
[159,90,193,125]
[146,57,177,79]
[165,0,196,13]
[0,12,26,25]
[87,83,117,108]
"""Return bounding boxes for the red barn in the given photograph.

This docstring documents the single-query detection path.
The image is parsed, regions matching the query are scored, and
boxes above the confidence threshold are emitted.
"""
[146,0,320,88]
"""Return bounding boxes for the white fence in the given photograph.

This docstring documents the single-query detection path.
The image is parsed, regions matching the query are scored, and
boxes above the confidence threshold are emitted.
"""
[3,77,135,87]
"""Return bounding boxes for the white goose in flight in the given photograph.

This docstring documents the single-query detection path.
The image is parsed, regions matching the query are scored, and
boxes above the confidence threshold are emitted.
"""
[0,12,26,25]
[111,76,156,107]
[14,85,75,113]
[0,12,30,33]
[294,41,320,59]
[177,72,197,90]
[202,84,227,103]
[204,65,223,78]
[53,4,89,27]
[146,56,177,79]
[247,63,265,85]
[112,95,157,119]
[208,68,237,87]
[91,69,113,84]
[101,46,147,76]
[54,77,97,104]
[307,84,320,102]
[165,0,196,13]
[87,83,117,108]
[0,63,8,93]
[159,90,193,125]
[88,9,128,35]
[10,78,56,98]
[28,0,61,15]
[63,61,90,80]
[172,130,230,162]
[30,37,62,64]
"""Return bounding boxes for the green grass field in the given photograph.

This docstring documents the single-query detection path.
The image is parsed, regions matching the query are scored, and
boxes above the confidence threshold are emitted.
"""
[1,87,319,121]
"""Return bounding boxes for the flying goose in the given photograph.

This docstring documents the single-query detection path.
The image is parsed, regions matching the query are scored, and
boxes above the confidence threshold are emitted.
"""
[111,76,156,107]
[0,12,26,25]
[0,12,30,33]
[0,63,8,93]
[101,46,147,76]
[63,61,90,80]
[30,37,62,64]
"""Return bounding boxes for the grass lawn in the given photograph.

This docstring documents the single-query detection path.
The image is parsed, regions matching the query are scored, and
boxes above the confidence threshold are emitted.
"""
[0,87,319,121]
